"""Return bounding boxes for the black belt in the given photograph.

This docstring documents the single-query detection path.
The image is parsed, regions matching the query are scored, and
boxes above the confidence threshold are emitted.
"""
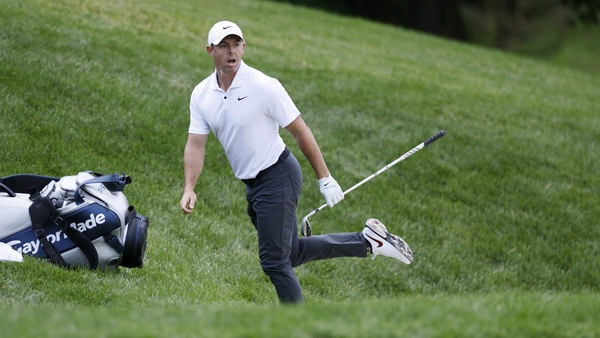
[241,148,291,187]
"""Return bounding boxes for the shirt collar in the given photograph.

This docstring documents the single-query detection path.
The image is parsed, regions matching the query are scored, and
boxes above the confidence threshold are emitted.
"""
[212,60,248,91]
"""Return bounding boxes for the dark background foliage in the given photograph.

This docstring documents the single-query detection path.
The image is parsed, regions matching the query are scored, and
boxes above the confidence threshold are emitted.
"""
[271,0,599,57]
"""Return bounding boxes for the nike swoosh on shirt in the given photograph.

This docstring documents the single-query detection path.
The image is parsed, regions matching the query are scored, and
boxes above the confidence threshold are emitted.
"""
[238,96,248,101]
[365,234,383,248]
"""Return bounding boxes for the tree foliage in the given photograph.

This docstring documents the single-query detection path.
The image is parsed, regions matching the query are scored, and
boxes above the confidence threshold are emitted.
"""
[272,0,599,53]
[563,0,600,24]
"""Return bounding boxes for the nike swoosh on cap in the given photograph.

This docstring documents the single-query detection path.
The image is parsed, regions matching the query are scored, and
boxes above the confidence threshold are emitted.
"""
[223,26,233,29]
[365,234,383,248]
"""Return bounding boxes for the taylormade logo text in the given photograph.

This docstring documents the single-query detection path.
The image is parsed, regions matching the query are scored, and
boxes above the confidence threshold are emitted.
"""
[7,213,106,255]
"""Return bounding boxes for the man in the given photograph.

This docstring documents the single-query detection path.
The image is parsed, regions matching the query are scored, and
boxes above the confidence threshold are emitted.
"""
[180,21,413,303]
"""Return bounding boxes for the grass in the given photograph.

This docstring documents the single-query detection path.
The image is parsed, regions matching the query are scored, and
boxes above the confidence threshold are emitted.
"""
[1,292,599,337]
[1,0,600,336]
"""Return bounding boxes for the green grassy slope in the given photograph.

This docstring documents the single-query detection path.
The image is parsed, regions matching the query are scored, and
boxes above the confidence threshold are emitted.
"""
[1,0,599,335]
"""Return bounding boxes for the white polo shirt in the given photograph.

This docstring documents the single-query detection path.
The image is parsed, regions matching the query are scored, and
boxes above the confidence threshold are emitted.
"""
[189,61,301,179]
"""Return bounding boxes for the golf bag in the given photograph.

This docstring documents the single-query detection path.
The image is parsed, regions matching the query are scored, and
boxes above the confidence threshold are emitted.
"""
[0,171,149,270]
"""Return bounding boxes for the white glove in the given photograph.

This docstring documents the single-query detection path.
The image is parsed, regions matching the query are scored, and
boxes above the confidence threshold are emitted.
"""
[319,175,344,207]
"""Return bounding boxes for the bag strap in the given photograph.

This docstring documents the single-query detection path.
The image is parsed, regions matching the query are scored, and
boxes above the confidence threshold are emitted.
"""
[0,183,17,197]
[29,191,70,268]
[28,188,99,270]
[101,206,137,254]
[60,222,100,269]
[74,172,132,205]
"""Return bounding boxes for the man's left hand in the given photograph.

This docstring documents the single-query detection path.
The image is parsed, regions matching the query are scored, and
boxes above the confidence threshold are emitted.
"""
[319,176,344,207]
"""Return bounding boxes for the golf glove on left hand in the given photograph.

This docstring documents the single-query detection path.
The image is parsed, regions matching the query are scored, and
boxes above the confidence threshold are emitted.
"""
[319,175,344,207]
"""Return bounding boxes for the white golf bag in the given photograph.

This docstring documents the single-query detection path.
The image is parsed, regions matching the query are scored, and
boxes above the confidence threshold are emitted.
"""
[0,171,149,270]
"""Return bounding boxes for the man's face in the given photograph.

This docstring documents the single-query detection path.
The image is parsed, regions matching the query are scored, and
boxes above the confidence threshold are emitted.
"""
[207,35,245,74]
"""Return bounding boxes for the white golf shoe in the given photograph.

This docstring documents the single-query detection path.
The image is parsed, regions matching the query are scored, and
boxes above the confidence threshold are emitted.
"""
[362,218,413,264]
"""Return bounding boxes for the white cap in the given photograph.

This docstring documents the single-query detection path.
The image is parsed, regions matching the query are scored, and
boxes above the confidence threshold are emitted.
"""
[207,21,244,46]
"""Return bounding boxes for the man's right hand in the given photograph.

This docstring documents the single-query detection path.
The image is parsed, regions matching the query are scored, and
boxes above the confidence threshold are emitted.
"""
[180,191,197,214]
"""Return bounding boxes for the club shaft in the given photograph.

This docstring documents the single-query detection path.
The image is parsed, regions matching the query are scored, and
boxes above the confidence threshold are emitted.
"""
[303,130,445,224]
[344,130,445,197]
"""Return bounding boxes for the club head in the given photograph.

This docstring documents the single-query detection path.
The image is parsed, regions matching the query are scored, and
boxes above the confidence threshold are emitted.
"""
[301,216,312,237]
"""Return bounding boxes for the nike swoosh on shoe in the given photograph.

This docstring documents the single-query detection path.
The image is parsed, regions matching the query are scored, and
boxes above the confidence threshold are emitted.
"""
[365,234,383,248]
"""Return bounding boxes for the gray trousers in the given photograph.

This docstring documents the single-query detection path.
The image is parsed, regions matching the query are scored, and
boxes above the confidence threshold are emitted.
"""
[244,149,368,303]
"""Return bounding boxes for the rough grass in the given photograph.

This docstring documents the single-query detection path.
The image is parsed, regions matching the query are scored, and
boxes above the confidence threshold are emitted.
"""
[1,0,599,336]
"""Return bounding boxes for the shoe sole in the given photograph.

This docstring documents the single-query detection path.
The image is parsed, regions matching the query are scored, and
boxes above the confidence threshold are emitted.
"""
[365,218,388,238]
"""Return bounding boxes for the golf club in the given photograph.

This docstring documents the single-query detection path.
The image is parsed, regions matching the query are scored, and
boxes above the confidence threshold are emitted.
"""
[301,130,446,237]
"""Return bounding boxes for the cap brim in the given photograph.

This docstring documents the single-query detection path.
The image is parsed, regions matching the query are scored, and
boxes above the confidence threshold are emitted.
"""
[210,33,244,46]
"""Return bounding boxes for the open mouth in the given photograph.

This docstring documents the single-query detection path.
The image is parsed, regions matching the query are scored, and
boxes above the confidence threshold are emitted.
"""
[227,57,236,65]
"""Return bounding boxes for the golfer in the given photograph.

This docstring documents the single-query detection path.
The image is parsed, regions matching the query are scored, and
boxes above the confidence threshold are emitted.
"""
[180,21,413,303]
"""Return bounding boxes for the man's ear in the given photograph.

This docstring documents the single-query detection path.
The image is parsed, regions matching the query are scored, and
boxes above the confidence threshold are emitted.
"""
[206,44,214,56]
